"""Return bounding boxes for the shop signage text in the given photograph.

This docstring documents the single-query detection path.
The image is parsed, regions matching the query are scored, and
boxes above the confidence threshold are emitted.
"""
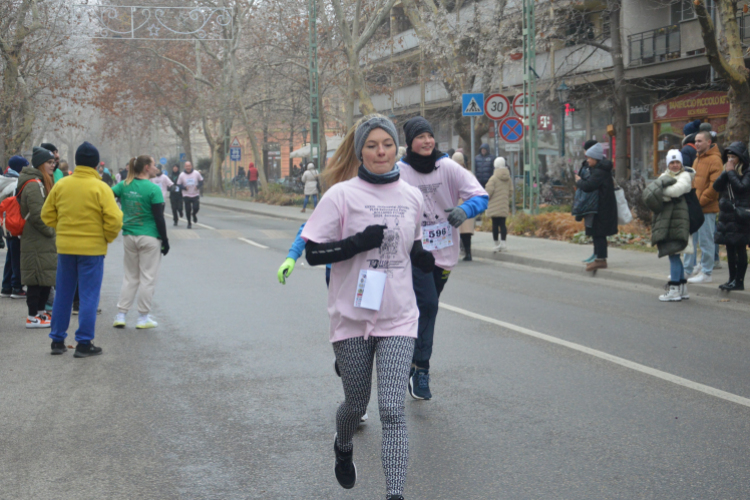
[652,91,730,121]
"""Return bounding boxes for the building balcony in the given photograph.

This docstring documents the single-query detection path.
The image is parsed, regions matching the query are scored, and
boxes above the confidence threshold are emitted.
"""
[628,25,681,67]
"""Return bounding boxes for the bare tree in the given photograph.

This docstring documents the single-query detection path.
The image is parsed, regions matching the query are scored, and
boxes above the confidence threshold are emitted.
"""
[694,0,750,142]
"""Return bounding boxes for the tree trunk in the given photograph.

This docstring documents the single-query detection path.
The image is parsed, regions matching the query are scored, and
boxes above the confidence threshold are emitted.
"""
[695,0,750,142]
[609,0,628,182]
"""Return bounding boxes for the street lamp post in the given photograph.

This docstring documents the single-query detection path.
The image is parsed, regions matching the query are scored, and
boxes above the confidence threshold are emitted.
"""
[556,82,570,157]
[301,126,308,146]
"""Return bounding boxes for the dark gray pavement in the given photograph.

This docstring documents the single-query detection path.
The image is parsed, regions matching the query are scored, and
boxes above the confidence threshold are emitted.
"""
[1,204,750,499]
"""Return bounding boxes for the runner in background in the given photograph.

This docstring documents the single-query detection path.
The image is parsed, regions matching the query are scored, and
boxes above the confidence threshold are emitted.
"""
[177,161,202,229]
[168,164,184,226]
[397,116,488,400]
[151,167,174,200]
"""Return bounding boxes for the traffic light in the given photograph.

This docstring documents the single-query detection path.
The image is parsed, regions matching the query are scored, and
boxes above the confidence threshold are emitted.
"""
[564,103,576,116]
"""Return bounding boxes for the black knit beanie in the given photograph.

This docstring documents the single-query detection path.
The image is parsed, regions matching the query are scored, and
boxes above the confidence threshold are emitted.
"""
[40,142,58,153]
[75,141,100,168]
[31,146,55,168]
[403,116,434,149]
[583,139,598,151]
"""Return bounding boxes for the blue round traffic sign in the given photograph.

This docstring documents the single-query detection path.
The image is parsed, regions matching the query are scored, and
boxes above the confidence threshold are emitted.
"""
[499,117,523,143]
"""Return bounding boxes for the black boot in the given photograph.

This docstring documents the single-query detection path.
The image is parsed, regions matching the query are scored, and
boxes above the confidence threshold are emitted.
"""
[74,342,103,358]
[333,435,356,489]
[387,496,405,500]
[724,279,745,291]
[50,341,67,355]
[719,279,736,291]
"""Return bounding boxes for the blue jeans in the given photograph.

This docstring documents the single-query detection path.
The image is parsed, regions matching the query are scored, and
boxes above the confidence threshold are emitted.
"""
[2,236,21,291]
[303,194,318,210]
[50,255,104,344]
[684,213,716,275]
[669,254,685,282]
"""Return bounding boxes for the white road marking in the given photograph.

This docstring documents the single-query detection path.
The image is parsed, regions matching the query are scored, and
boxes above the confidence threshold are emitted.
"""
[238,237,269,249]
[194,222,216,230]
[440,302,750,409]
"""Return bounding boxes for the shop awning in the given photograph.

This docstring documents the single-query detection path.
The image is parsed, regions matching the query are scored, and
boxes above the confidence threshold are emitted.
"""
[290,135,345,158]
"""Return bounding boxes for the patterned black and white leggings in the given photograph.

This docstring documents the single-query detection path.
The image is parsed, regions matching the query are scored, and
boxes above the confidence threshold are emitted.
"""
[333,335,415,497]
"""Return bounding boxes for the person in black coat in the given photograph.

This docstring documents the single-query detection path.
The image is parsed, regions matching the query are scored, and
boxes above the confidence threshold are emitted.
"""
[713,141,750,291]
[680,119,701,168]
[576,142,617,271]
[579,139,599,263]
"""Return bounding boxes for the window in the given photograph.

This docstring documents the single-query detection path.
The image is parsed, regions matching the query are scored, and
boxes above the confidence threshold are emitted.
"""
[671,0,713,23]
[739,12,750,41]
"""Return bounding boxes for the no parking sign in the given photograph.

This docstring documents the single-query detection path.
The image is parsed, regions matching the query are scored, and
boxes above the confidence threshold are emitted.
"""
[499,117,524,143]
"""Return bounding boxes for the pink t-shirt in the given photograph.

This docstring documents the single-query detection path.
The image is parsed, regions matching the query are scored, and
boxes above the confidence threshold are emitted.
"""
[301,177,425,343]
[151,174,173,198]
[177,170,203,198]
[398,156,488,270]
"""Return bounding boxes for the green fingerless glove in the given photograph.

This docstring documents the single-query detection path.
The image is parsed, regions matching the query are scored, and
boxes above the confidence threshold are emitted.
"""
[278,257,296,284]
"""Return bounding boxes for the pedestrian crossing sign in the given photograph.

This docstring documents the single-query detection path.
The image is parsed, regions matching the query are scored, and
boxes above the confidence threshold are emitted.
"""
[462,93,485,116]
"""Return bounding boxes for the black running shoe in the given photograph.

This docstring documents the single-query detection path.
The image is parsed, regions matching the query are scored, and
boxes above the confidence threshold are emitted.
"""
[74,342,103,358]
[334,434,356,489]
[387,496,405,500]
[187,223,192,229]
[193,214,197,223]
[50,341,68,355]
[409,368,432,400]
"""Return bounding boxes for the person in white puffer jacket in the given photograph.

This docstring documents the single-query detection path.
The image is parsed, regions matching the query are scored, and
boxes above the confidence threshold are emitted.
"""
[300,162,319,213]
[658,149,695,302]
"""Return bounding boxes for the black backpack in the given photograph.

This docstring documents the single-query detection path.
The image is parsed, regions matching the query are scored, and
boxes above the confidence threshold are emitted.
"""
[684,188,704,234]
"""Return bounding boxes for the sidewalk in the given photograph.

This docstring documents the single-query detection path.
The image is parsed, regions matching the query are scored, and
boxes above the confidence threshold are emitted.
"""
[202,195,310,222]
[203,195,750,303]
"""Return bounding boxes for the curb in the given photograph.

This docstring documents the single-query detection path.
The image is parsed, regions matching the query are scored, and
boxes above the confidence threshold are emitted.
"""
[201,199,308,223]
[471,247,750,305]
[201,199,750,305]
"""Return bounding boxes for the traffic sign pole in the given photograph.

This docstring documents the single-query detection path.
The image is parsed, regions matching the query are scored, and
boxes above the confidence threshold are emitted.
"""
[494,121,500,157]
[470,116,475,176]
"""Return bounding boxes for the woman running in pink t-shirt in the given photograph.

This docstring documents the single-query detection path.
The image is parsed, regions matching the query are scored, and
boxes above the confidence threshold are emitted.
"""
[301,116,434,500]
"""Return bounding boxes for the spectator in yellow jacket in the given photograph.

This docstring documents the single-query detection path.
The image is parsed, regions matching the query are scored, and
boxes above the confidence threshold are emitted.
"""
[41,141,123,358]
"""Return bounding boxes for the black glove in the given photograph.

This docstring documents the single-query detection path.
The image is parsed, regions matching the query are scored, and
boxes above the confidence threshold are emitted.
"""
[412,248,435,273]
[719,197,735,213]
[351,224,387,252]
[161,240,170,256]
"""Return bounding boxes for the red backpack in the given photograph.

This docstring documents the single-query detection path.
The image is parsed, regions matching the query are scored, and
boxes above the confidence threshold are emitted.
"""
[0,179,41,237]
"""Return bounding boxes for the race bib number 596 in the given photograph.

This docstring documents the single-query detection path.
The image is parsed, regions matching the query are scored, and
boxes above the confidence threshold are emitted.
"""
[422,221,453,251]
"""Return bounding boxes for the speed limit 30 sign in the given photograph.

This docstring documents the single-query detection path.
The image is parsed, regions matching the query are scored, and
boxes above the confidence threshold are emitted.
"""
[484,94,510,121]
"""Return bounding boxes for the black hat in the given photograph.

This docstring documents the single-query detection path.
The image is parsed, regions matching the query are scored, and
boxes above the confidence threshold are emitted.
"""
[403,116,434,149]
[75,141,100,169]
[583,139,598,151]
[32,146,55,168]
[40,142,58,153]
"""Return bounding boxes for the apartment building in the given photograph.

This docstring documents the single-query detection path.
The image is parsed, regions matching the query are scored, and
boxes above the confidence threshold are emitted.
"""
[358,0,749,179]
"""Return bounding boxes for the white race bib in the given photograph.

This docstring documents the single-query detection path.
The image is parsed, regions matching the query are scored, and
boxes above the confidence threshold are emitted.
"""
[186,178,196,186]
[354,270,387,311]
[422,221,453,251]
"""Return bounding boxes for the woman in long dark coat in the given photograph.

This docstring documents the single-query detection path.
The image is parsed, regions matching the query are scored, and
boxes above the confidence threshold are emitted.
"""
[713,141,750,291]
[575,142,618,271]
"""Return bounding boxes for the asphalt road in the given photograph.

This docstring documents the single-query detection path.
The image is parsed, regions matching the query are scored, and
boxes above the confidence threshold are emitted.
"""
[2,204,750,500]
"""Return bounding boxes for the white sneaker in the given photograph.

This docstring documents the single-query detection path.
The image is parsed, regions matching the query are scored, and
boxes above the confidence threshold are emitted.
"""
[113,313,126,328]
[687,268,701,278]
[679,282,689,299]
[136,315,158,329]
[359,412,368,424]
[659,284,682,302]
[493,242,502,253]
[688,272,712,284]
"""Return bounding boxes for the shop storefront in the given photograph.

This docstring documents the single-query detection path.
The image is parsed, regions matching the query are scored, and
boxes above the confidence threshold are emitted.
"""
[629,95,654,179]
[651,91,729,175]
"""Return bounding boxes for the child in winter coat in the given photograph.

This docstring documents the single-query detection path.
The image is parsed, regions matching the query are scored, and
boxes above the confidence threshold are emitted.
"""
[653,150,694,302]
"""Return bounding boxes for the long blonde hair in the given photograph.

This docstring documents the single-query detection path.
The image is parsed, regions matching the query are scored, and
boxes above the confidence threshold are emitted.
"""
[125,156,153,185]
[321,113,390,190]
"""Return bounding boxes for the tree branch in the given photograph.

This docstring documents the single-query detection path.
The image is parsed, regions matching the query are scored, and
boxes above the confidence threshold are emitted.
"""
[694,0,741,83]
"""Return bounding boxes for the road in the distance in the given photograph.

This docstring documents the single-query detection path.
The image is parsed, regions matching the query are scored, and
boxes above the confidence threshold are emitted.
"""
[1,205,749,499]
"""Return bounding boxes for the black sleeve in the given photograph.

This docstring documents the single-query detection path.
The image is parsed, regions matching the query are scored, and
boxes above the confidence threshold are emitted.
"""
[713,171,728,193]
[151,203,168,242]
[726,170,750,194]
[576,169,605,193]
[305,238,359,266]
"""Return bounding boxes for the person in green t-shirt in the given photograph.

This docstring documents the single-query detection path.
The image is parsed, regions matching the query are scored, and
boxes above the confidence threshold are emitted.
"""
[111,155,169,330]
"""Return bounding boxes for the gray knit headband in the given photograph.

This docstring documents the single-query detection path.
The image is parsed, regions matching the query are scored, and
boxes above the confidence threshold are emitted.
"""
[354,117,399,161]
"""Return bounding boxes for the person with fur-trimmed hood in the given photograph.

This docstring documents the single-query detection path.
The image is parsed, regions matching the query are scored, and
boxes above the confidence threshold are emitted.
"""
[713,141,750,291]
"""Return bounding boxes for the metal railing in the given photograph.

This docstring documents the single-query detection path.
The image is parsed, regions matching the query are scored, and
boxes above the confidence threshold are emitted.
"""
[628,25,681,67]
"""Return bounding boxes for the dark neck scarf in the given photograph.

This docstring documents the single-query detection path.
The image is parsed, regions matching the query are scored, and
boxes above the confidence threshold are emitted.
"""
[358,163,400,184]
[404,148,443,174]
